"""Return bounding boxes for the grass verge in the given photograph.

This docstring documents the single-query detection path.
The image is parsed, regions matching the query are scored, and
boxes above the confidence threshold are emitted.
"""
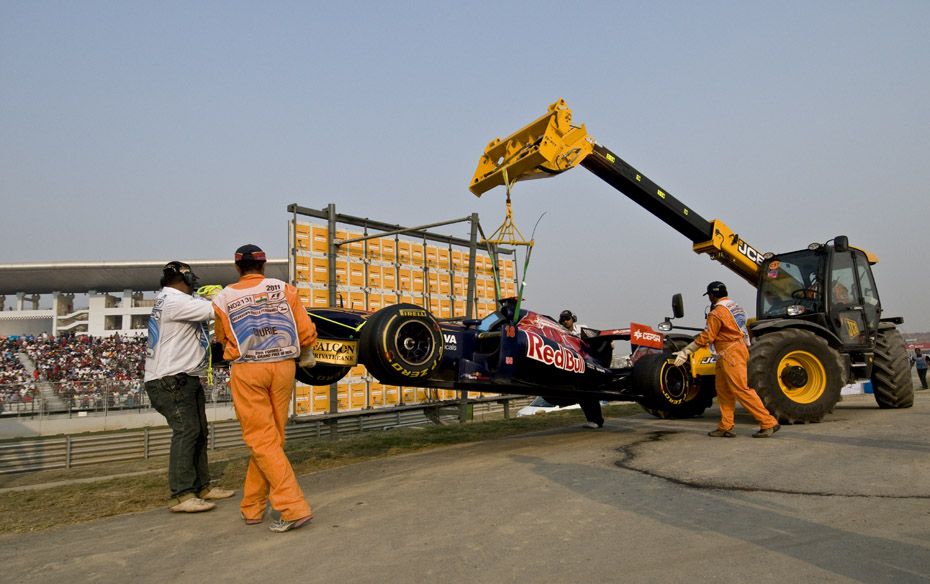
[0,404,640,534]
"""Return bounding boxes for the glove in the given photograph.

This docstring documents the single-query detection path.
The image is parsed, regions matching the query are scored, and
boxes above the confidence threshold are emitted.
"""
[298,346,316,368]
[196,285,224,300]
[672,341,698,367]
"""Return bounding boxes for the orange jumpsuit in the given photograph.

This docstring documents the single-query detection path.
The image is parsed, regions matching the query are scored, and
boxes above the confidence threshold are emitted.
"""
[694,298,778,431]
[213,273,317,522]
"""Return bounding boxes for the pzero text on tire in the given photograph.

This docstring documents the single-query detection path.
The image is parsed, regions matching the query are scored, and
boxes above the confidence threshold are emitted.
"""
[633,352,714,419]
[748,329,845,424]
[360,303,444,386]
[871,326,914,409]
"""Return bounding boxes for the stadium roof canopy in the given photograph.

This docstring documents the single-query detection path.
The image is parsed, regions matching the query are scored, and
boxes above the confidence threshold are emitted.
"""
[0,259,288,295]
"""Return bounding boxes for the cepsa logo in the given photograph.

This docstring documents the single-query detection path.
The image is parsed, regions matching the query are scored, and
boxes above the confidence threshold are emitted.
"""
[630,323,663,349]
[525,331,585,373]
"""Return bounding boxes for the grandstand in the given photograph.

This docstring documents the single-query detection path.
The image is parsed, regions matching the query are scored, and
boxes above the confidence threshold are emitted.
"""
[0,259,286,336]
[0,259,283,416]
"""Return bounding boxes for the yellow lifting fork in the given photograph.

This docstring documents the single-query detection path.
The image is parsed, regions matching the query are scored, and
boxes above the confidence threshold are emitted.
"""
[470,99,593,197]
[469,98,770,286]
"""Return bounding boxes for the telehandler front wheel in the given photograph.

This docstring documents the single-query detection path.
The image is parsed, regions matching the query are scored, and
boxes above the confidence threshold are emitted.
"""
[871,326,913,409]
[748,329,845,424]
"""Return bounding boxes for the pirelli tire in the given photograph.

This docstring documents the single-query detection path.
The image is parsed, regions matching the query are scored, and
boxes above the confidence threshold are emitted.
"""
[633,352,714,419]
[748,329,845,424]
[360,303,444,386]
[295,363,350,387]
[871,326,914,409]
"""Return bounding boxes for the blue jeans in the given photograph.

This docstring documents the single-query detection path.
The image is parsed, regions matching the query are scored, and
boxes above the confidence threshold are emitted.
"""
[145,374,211,502]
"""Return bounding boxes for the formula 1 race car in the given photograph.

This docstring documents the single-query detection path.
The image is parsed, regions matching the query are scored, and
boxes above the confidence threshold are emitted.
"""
[297,298,715,419]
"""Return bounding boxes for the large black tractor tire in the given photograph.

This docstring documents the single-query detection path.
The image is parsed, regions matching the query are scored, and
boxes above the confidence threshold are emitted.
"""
[360,304,444,386]
[871,327,914,409]
[633,352,714,419]
[295,363,350,386]
[748,329,845,424]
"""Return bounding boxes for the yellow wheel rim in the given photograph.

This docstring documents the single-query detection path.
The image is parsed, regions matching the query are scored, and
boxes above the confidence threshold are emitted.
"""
[776,350,826,404]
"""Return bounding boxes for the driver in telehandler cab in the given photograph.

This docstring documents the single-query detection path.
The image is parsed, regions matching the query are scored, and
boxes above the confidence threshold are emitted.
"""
[832,280,851,304]
[673,281,781,438]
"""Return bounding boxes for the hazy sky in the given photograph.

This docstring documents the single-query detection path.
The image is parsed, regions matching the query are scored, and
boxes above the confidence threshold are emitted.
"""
[2,1,929,331]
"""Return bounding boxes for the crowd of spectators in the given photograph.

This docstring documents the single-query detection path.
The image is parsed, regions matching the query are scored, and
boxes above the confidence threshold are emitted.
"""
[1,333,230,414]
[1,337,38,412]
[1,337,31,385]
[20,333,146,382]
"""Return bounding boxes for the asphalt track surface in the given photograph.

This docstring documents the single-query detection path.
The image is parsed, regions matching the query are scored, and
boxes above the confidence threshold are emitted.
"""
[4,392,930,584]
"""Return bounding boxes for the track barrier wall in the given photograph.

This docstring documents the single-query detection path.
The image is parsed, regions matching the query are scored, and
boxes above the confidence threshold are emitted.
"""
[0,395,531,474]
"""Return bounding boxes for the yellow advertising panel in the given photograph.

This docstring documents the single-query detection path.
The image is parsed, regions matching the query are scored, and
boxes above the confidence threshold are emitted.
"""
[311,226,328,253]
[381,240,396,262]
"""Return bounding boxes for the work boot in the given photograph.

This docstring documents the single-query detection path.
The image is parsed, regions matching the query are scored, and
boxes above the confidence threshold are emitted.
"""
[199,486,236,500]
[752,424,781,438]
[169,497,216,513]
[707,428,735,438]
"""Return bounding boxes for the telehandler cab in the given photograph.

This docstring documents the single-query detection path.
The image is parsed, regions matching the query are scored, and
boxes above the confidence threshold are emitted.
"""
[470,99,913,423]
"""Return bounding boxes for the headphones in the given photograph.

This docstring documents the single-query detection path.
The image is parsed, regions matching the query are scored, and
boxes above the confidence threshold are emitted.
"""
[161,261,197,287]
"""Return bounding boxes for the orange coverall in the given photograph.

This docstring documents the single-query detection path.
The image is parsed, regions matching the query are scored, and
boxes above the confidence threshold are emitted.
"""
[694,298,778,431]
[214,274,318,522]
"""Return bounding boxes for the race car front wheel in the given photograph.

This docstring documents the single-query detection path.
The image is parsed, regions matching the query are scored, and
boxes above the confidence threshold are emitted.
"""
[295,364,350,386]
[360,304,444,386]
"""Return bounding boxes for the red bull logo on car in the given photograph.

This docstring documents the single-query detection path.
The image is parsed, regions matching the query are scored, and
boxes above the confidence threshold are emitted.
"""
[525,331,585,373]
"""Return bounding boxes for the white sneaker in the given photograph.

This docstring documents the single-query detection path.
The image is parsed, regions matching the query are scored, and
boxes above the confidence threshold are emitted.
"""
[581,421,602,429]
[170,497,216,513]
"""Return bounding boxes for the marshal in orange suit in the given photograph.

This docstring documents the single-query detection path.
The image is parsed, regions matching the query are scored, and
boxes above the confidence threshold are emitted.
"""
[213,244,318,533]
[674,281,780,438]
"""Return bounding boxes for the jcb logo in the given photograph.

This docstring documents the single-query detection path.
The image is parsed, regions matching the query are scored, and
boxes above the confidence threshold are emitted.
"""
[737,240,765,265]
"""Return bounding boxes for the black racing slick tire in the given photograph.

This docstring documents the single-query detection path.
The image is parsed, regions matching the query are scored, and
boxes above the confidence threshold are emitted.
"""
[748,329,845,424]
[871,327,914,409]
[360,304,444,386]
[295,364,350,386]
[633,352,714,419]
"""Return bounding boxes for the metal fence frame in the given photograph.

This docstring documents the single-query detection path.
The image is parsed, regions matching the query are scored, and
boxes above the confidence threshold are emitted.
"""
[286,203,517,420]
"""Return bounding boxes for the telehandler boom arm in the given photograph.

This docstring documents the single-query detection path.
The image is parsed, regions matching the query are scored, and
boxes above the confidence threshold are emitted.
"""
[470,99,765,286]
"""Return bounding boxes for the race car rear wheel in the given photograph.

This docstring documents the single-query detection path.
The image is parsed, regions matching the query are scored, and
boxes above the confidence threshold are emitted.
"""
[295,364,350,386]
[633,352,713,419]
[360,304,444,386]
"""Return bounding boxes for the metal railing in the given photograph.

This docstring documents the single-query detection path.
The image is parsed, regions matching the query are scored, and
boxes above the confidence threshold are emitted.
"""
[0,396,531,475]
[0,378,231,418]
